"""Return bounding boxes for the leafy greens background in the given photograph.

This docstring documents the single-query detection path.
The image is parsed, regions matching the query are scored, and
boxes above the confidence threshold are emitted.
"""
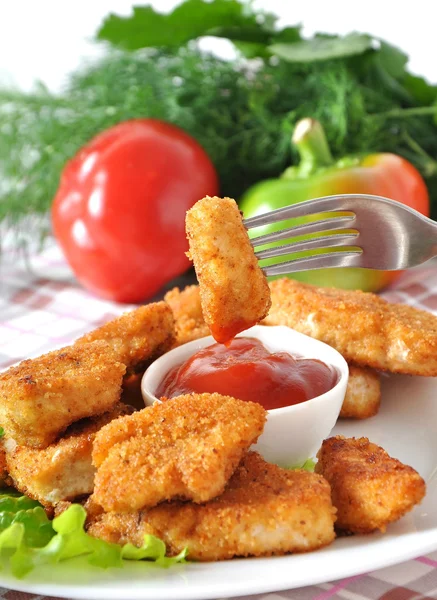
[1,0,437,238]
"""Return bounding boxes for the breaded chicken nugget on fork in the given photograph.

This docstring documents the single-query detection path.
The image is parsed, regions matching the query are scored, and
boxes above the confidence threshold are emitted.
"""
[0,340,125,448]
[315,436,426,534]
[186,196,271,343]
[5,404,133,508]
[75,301,175,374]
[92,393,266,512]
[265,278,437,376]
[87,452,336,560]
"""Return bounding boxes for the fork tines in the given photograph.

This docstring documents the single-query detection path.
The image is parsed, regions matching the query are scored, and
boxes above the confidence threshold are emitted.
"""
[243,199,362,276]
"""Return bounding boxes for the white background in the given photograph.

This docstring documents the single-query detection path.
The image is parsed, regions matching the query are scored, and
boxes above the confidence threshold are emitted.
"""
[0,0,436,91]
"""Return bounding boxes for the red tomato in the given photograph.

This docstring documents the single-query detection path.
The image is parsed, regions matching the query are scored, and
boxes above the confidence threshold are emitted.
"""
[52,119,218,303]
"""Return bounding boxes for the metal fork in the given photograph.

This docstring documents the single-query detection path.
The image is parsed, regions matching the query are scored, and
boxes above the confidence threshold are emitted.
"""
[243,194,437,277]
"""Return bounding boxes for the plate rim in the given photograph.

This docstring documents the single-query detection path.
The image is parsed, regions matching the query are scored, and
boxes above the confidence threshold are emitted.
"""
[0,530,437,600]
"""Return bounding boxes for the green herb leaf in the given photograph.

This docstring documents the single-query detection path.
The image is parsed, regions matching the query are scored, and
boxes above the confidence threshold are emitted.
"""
[404,74,437,106]
[370,41,413,104]
[269,33,374,63]
[376,41,408,80]
[233,41,270,58]
[232,25,301,58]
[3,30,437,233]
[274,26,303,45]
[97,0,275,50]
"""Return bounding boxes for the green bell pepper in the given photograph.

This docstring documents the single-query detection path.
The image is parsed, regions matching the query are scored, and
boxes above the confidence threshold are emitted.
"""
[240,118,429,292]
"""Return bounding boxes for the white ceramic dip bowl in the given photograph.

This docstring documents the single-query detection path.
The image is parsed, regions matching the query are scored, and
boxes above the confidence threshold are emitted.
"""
[141,325,349,467]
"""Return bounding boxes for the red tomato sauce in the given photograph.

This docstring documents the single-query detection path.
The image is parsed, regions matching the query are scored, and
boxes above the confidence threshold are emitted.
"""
[156,338,338,410]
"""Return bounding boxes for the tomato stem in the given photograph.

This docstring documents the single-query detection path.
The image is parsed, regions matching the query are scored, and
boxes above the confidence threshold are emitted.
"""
[291,118,334,176]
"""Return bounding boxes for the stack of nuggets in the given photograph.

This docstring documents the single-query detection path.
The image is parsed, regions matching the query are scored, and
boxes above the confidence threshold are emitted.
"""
[0,302,175,507]
[0,295,338,561]
[87,395,425,558]
[87,394,338,559]
[89,450,336,561]
[86,198,429,556]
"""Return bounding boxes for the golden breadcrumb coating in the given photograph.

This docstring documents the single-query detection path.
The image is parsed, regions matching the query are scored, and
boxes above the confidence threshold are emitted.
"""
[164,285,210,346]
[53,495,104,520]
[265,278,437,375]
[4,404,133,508]
[88,452,336,560]
[53,500,73,518]
[75,302,175,374]
[340,366,381,419]
[315,436,426,533]
[186,196,271,343]
[0,340,126,448]
[92,393,266,512]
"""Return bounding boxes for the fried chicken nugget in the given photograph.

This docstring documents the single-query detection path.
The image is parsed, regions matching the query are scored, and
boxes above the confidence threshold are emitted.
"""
[186,197,271,343]
[265,278,437,376]
[92,393,266,512]
[5,404,133,508]
[164,285,210,346]
[0,340,126,448]
[340,366,380,419]
[75,302,175,374]
[53,496,103,520]
[315,436,426,533]
[88,452,336,560]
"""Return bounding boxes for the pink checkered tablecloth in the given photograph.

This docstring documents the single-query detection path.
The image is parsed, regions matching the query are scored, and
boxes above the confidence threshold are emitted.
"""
[1,240,437,600]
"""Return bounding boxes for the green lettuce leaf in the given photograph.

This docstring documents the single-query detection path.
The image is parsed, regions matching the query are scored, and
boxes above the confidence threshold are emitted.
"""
[42,504,123,568]
[0,493,40,511]
[0,492,54,548]
[270,33,374,63]
[0,496,186,579]
[122,535,188,566]
[300,458,316,471]
[287,458,316,471]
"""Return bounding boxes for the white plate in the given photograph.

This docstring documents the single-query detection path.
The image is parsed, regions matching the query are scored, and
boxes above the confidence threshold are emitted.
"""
[1,373,437,600]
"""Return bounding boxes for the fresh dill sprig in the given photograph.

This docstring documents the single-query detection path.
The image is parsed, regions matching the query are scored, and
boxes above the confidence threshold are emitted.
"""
[1,43,437,247]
